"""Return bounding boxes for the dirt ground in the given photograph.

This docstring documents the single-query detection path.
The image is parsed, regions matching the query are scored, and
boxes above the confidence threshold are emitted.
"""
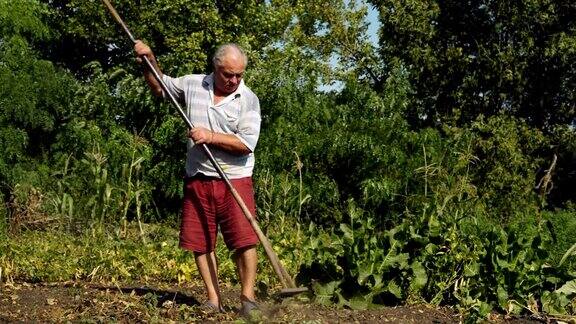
[0,281,555,323]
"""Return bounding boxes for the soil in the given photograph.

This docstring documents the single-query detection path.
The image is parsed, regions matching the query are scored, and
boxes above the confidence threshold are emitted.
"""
[0,281,553,323]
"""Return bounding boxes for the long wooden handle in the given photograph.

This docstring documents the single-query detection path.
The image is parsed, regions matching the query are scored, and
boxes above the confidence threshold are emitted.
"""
[102,0,137,42]
[228,185,296,288]
[101,0,296,289]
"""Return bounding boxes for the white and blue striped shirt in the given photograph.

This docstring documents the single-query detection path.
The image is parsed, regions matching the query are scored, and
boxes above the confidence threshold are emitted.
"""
[162,73,261,179]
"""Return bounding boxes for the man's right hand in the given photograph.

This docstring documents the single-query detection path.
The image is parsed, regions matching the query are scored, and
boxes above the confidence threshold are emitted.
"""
[134,40,154,64]
[133,40,164,97]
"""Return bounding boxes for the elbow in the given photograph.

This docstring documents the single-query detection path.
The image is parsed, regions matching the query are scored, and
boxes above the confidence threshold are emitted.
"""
[235,143,252,156]
[240,147,252,156]
[152,87,163,98]
[231,145,251,156]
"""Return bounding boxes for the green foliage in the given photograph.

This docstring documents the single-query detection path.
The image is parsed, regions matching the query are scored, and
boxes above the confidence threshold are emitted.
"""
[298,192,569,318]
[544,208,576,269]
[0,1,81,236]
[247,30,573,316]
[283,109,573,318]
[252,168,314,288]
[0,225,191,283]
[370,0,576,129]
[255,62,415,226]
[547,127,576,207]
[461,114,547,223]
[0,0,50,42]
[42,0,344,74]
[367,0,576,209]
[48,121,154,229]
[541,279,576,315]
[0,36,76,173]
[0,192,6,236]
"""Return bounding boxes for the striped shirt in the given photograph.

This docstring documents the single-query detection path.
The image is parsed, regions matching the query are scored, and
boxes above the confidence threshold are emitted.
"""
[162,73,261,179]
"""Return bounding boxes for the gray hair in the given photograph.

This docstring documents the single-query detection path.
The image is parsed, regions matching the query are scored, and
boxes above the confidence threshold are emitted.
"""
[212,43,248,68]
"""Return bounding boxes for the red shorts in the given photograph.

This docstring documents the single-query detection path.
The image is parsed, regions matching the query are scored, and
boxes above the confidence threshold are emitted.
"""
[179,175,259,253]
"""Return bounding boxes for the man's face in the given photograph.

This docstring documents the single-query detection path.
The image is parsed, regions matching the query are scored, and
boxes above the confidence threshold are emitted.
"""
[213,54,245,95]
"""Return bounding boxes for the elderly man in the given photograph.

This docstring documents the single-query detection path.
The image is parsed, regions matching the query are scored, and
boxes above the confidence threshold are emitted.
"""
[134,40,261,315]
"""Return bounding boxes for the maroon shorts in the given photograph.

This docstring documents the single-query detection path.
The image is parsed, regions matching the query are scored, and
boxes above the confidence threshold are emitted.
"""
[179,175,259,253]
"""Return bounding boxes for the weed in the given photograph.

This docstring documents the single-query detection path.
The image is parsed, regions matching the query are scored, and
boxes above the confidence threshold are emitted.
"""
[7,184,55,233]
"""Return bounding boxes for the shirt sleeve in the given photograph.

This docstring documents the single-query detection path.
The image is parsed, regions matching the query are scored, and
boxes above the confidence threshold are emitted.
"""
[235,94,261,152]
[161,75,186,104]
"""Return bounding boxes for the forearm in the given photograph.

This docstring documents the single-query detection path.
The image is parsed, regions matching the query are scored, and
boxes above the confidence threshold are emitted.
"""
[134,40,164,97]
[142,58,164,97]
[210,132,251,156]
[189,127,252,156]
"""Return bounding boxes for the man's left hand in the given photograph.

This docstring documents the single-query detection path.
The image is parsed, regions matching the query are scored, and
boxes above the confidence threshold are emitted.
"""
[189,127,214,144]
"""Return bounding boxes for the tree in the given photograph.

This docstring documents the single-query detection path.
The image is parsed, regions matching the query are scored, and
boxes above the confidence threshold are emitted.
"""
[369,0,576,130]
[0,0,77,187]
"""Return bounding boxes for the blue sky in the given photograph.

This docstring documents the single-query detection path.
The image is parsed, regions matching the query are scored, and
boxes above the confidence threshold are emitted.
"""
[367,4,380,45]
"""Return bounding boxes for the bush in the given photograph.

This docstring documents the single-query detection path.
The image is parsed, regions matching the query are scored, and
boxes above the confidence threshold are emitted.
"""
[544,208,576,270]
[0,192,6,236]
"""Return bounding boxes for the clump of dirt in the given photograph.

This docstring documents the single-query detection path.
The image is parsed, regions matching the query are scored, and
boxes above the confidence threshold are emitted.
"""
[0,281,547,323]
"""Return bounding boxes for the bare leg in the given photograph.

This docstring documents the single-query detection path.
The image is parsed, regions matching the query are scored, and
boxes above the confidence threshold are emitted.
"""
[234,245,258,301]
[194,251,221,306]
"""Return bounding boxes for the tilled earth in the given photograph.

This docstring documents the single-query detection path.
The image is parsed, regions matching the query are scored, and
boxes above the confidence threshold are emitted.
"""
[0,281,554,323]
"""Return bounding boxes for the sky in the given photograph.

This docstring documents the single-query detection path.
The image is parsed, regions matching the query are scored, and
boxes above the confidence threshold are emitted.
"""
[367,4,380,46]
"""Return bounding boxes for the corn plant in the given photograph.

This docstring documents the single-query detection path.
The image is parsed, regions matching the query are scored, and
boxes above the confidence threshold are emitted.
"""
[81,145,114,226]
[49,155,75,229]
[118,143,147,242]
